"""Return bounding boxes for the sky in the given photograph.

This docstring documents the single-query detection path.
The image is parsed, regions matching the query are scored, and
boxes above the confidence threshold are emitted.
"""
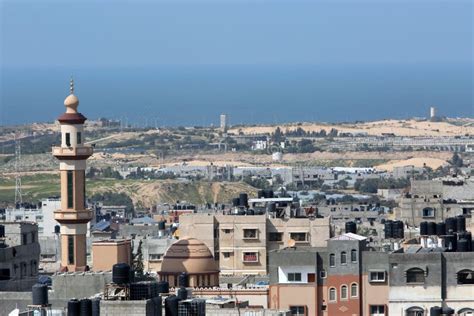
[0,0,472,125]
[1,0,472,67]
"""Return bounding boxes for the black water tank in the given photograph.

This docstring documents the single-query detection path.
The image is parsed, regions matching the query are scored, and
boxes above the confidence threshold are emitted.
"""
[0,225,5,238]
[130,281,158,300]
[232,198,240,207]
[91,298,100,316]
[246,209,255,216]
[157,281,169,294]
[420,221,428,236]
[68,299,80,316]
[345,221,357,234]
[177,287,188,300]
[436,222,446,236]
[441,307,455,315]
[393,221,404,239]
[54,225,60,234]
[267,203,276,213]
[165,295,179,316]
[79,298,92,316]
[239,193,248,207]
[158,221,166,230]
[427,222,436,236]
[152,296,162,316]
[456,215,466,232]
[112,263,130,284]
[445,235,457,251]
[32,283,48,306]
[457,239,469,252]
[384,221,393,238]
[257,190,264,198]
[263,189,274,198]
[465,232,472,251]
[178,272,188,287]
[445,217,457,233]
[430,306,442,316]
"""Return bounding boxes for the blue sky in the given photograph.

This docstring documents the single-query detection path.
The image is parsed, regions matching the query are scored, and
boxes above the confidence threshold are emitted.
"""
[1,0,472,67]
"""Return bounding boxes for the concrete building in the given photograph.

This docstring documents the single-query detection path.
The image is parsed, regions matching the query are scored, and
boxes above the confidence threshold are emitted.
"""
[0,222,40,291]
[91,239,132,271]
[179,213,331,275]
[396,178,474,226]
[52,79,94,272]
[389,251,474,315]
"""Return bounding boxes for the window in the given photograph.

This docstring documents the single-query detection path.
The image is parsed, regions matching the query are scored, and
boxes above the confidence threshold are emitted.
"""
[288,273,302,282]
[67,171,74,208]
[458,309,474,316]
[243,229,258,239]
[269,232,283,242]
[320,270,327,278]
[31,232,35,243]
[370,305,385,316]
[406,268,425,284]
[0,269,11,280]
[149,254,162,261]
[350,283,358,297]
[422,207,435,218]
[341,251,347,265]
[65,133,71,147]
[77,132,81,144]
[223,229,232,234]
[68,235,74,265]
[406,307,424,316]
[290,306,306,316]
[307,273,315,283]
[223,252,232,259]
[243,252,258,262]
[369,271,386,283]
[22,233,28,245]
[329,288,337,302]
[457,270,474,285]
[340,285,348,299]
[351,249,357,263]
[329,254,335,267]
[290,232,308,242]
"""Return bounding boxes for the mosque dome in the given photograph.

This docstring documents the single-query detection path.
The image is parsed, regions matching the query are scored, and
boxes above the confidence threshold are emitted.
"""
[161,237,219,274]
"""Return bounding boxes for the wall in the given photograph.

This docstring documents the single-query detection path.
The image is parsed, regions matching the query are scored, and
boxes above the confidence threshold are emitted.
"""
[269,284,318,316]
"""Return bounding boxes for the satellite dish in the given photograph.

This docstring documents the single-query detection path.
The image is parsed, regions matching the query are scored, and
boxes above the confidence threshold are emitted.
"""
[288,239,296,248]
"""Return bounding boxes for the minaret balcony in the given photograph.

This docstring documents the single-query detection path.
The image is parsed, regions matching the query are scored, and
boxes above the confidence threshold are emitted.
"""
[52,146,93,160]
[54,209,93,224]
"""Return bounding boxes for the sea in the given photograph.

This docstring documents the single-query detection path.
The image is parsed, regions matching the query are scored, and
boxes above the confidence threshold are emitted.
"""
[0,63,472,127]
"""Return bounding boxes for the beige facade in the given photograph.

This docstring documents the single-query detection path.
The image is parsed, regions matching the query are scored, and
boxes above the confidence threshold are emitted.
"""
[179,213,331,275]
[92,239,132,271]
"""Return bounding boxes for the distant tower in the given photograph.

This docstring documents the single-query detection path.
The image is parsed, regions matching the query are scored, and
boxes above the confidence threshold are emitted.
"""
[52,79,93,272]
[220,114,228,133]
[430,106,436,120]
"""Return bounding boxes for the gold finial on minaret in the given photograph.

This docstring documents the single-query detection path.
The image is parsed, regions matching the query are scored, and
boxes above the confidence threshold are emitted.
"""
[70,77,74,95]
[64,77,79,112]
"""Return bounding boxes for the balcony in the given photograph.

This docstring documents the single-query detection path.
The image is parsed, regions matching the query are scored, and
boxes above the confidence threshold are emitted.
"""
[52,146,93,159]
[54,209,93,223]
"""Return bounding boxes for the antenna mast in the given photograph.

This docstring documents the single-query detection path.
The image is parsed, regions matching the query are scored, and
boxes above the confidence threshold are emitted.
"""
[14,135,23,206]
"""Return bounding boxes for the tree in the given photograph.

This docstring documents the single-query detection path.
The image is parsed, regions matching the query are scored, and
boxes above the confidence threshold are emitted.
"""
[451,153,463,168]
[272,127,284,143]
[336,179,349,189]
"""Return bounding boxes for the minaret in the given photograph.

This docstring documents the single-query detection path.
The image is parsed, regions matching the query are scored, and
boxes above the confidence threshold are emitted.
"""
[53,79,93,272]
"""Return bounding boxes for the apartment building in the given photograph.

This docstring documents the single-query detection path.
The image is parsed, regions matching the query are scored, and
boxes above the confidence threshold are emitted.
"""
[178,213,331,275]
[0,222,41,291]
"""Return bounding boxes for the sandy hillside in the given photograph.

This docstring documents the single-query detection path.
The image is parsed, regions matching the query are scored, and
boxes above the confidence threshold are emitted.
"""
[229,119,474,137]
[375,157,449,172]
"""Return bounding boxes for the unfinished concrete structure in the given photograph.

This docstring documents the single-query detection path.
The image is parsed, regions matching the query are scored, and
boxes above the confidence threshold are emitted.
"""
[396,178,474,226]
[52,79,94,272]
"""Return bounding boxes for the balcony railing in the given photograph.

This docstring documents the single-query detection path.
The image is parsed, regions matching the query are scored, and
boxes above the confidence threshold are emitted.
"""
[52,146,93,157]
